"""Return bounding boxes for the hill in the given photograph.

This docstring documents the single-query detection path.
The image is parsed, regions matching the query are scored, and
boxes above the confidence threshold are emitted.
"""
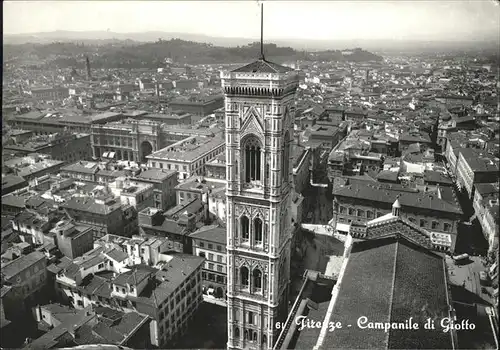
[3,39,384,69]
[4,30,499,53]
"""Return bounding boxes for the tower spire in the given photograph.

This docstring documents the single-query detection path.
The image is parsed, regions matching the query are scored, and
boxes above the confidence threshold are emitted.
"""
[260,1,265,60]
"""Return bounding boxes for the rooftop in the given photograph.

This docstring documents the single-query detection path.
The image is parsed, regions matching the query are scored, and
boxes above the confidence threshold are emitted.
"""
[321,238,452,349]
[147,134,224,162]
[333,182,463,215]
[113,266,153,287]
[62,196,122,215]
[459,148,499,172]
[231,59,293,74]
[189,225,226,245]
[1,250,46,280]
[131,169,176,183]
[175,177,225,192]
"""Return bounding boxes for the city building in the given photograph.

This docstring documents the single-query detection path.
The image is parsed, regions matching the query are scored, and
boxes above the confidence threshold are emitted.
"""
[292,145,311,195]
[131,169,178,211]
[138,207,196,253]
[51,220,94,259]
[29,304,151,349]
[91,119,165,163]
[61,196,127,239]
[169,95,224,118]
[139,112,192,125]
[108,177,155,212]
[455,148,499,199]
[398,132,432,154]
[332,181,463,251]
[190,225,227,297]
[307,125,341,149]
[175,176,225,207]
[147,134,225,180]
[28,86,69,100]
[473,182,499,252]
[3,154,65,183]
[1,175,28,196]
[3,133,92,164]
[205,152,226,180]
[222,58,299,349]
[1,251,48,313]
[52,250,204,348]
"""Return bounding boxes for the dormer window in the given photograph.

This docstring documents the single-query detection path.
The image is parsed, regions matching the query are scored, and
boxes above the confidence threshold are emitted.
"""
[130,286,135,293]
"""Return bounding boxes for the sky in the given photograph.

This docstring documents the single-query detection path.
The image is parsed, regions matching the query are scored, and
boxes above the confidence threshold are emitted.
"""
[3,1,500,41]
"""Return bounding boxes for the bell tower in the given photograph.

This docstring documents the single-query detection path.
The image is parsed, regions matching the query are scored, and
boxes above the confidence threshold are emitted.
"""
[221,5,299,349]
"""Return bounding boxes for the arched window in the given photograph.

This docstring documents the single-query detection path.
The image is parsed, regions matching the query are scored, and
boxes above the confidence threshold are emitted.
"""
[234,326,240,338]
[244,137,262,183]
[253,269,262,292]
[241,216,249,241]
[241,267,249,288]
[253,331,258,342]
[254,218,263,244]
[244,329,249,340]
[262,334,267,346]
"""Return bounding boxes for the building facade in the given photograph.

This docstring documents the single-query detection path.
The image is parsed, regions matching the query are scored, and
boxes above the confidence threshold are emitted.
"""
[1,251,48,311]
[222,60,299,350]
[91,119,164,163]
[147,134,225,180]
[455,148,499,200]
[332,183,463,252]
[190,225,228,298]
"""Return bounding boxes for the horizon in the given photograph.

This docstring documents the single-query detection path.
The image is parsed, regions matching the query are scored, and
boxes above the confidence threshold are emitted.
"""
[4,1,500,42]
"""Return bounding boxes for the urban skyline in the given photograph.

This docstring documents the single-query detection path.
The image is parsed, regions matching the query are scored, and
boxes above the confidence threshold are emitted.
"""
[4,0,500,42]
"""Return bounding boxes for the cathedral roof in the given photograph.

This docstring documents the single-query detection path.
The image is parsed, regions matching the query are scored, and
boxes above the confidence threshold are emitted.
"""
[231,59,293,74]
[321,237,453,350]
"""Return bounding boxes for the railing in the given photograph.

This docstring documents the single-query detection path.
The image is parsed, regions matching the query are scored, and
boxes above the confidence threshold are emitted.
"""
[273,272,310,350]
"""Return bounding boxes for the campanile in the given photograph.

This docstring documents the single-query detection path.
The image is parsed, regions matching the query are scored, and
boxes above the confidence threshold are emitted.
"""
[221,57,299,349]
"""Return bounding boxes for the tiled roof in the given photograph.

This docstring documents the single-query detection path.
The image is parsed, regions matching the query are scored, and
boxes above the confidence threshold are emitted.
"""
[2,250,46,280]
[113,266,154,287]
[135,169,176,181]
[322,238,452,349]
[333,182,463,215]
[105,248,128,263]
[424,170,453,185]
[189,225,226,245]
[231,59,293,74]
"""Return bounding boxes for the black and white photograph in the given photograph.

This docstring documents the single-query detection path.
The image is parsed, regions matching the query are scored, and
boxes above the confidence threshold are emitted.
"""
[1,1,499,349]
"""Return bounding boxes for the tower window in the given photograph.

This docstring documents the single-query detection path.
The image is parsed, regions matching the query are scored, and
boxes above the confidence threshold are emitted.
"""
[253,269,262,292]
[248,311,254,324]
[243,136,262,183]
[254,217,263,244]
[234,326,240,338]
[241,267,249,288]
[241,216,249,241]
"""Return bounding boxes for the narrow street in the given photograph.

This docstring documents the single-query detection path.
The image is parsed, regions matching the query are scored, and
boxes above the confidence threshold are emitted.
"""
[303,185,332,225]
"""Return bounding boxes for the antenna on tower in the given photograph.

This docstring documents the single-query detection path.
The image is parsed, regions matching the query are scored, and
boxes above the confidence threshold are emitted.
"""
[259,1,265,60]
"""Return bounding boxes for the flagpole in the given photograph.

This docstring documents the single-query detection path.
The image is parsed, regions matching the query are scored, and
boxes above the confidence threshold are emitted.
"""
[260,1,265,60]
